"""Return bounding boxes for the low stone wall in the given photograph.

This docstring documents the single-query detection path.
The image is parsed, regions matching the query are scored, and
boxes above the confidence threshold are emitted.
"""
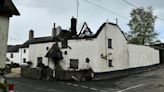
[21,67,41,80]
[21,66,53,80]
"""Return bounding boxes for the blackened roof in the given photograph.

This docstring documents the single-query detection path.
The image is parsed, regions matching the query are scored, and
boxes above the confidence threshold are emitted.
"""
[7,45,21,52]
[20,36,60,48]
[0,0,20,16]
[20,22,127,47]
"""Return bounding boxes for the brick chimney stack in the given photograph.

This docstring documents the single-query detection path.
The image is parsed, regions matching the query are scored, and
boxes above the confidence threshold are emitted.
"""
[52,23,56,39]
[29,29,34,40]
[71,16,77,36]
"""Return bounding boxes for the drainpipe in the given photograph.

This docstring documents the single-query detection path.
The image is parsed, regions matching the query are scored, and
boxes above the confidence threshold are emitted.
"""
[105,20,108,64]
[20,49,22,65]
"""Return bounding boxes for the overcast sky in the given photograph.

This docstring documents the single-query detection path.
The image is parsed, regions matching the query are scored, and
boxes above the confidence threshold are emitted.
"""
[9,0,164,45]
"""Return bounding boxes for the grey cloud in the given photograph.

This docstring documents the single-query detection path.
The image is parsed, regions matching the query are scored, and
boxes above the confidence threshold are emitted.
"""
[9,0,164,45]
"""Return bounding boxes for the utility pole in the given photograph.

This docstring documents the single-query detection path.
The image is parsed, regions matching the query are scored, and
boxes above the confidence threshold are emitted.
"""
[116,18,118,25]
[77,0,79,25]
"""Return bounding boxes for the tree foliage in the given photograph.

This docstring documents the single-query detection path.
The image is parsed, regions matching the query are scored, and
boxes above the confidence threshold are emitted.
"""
[127,6,159,45]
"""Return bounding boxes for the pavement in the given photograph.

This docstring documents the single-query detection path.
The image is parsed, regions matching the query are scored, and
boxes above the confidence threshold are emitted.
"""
[5,68,21,78]
[6,67,164,92]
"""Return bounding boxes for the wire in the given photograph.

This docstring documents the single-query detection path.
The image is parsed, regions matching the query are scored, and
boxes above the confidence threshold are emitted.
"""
[122,0,164,22]
[84,0,129,19]
[122,0,138,8]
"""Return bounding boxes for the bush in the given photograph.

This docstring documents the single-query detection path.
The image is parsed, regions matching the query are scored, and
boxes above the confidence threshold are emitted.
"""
[9,63,20,68]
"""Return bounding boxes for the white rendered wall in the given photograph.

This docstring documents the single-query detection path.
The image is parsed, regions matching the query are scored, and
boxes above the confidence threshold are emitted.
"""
[29,42,54,68]
[59,39,97,71]
[27,23,160,74]
[93,24,129,73]
[19,48,29,65]
[59,24,129,73]
[28,23,129,73]
[128,44,159,68]
[0,15,9,68]
[6,52,20,64]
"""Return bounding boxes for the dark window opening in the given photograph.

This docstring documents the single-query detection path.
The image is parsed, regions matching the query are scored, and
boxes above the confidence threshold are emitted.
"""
[23,58,26,63]
[61,40,68,48]
[46,47,49,50]
[10,53,13,58]
[37,57,43,67]
[108,39,112,48]
[64,51,68,55]
[24,49,26,53]
[108,60,113,67]
[70,59,78,69]
[86,58,90,63]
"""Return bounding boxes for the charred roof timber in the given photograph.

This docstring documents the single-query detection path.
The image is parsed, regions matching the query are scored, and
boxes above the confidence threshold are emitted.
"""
[70,17,77,37]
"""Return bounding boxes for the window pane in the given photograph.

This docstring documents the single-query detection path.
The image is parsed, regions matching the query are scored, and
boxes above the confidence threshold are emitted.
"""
[108,39,112,48]
[37,57,42,64]
[23,58,26,63]
[10,53,13,58]
[61,40,68,48]
[24,49,26,53]
[108,60,113,67]
[70,59,78,69]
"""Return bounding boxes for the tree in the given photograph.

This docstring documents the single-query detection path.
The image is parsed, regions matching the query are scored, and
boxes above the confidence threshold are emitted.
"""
[127,6,159,45]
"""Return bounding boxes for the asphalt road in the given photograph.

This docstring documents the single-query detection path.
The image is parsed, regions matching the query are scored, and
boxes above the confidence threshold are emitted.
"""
[7,67,164,92]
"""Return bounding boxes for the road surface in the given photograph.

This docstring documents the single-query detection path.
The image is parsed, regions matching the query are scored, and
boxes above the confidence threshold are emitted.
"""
[7,67,164,92]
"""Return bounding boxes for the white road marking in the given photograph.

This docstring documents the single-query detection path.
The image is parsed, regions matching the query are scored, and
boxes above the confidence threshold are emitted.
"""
[80,85,89,88]
[66,83,72,85]
[117,83,144,92]
[63,82,100,91]
[90,87,99,91]
[73,84,79,87]
[100,90,107,92]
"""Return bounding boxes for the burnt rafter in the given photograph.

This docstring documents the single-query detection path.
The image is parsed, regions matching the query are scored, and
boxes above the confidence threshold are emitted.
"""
[78,22,94,38]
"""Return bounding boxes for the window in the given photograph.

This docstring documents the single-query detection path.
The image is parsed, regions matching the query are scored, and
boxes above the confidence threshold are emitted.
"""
[46,47,49,51]
[64,51,68,55]
[61,40,68,48]
[70,59,78,69]
[108,60,113,67]
[108,39,112,48]
[23,58,26,63]
[24,49,26,53]
[10,53,13,58]
[86,58,90,63]
[37,57,43,65]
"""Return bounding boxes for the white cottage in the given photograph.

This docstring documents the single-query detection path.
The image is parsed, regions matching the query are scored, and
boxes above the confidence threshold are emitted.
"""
[25,17,159,80]
[6,45,21,64]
